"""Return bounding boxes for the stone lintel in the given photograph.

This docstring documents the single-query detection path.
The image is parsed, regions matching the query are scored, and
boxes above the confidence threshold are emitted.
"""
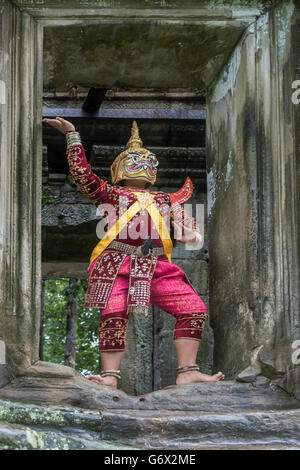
[12,1,273,20]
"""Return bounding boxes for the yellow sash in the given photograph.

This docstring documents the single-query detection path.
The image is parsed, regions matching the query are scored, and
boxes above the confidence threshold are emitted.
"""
[146,203,173,263]
[89,191,173,266]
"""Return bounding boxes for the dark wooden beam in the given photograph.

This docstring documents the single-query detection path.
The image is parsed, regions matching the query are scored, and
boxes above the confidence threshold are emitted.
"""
[82,88,107,113]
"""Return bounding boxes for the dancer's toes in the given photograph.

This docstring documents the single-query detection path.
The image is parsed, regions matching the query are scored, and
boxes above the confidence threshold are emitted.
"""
[87,374,102,383]
[176,370,225,385]
[87,374,117,388]
[214,371,225,381]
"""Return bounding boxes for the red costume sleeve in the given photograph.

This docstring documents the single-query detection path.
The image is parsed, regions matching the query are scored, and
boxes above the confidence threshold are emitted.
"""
[66,134,108,205]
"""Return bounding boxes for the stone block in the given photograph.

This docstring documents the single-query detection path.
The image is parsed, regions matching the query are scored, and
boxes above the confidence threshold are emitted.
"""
[258,343,291,379]
[236,366,261,383]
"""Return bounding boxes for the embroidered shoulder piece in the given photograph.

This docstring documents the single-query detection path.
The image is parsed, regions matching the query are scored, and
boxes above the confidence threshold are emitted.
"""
[169,177,193,205]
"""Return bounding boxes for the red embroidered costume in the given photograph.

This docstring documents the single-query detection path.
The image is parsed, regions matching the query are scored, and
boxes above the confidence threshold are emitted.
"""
[65,123,207,352]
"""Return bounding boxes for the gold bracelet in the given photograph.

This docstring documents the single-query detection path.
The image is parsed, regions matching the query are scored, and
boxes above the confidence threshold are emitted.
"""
[66,131,82,148]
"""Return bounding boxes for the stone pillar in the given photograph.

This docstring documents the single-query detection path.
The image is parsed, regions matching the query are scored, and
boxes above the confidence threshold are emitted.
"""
[0,2,43,376]
[206,1,300,397]
[119,311,154,395]
[0,0,12,387]
[206,20,260,377]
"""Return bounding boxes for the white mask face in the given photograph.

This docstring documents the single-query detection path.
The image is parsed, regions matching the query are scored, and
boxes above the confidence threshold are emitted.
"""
[122,151,159,184]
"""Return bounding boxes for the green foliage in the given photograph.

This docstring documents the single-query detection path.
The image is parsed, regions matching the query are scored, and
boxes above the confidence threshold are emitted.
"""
[42,186,60,208]
[43,279,100,375]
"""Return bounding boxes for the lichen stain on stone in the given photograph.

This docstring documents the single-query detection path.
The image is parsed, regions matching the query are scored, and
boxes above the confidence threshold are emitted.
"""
[207,166,216,218]
[211,41,241,103]
[224,151,233,190]
[276,0,294,60]
[12,0,278,7]
[256,8,270,43]
[0,402,68,427]
[25,427,43,449]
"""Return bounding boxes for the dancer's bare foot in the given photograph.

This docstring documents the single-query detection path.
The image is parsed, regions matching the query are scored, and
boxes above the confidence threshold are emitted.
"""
[176,370,225,385]
[86,374,118,389]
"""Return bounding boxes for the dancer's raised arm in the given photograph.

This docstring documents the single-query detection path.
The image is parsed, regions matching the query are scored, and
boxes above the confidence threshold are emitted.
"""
[42,117,108,204]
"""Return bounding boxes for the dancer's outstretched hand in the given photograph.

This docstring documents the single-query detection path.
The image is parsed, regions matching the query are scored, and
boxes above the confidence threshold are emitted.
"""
[42,116,75,134]
[172,218,199,244]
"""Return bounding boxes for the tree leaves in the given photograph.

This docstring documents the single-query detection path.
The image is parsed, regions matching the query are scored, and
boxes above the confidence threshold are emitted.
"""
[42,279,100,375]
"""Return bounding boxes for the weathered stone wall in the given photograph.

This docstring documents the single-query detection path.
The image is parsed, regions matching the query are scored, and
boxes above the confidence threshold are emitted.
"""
[0,2,10,387]
[0,1,43,382]
[206,20,261,377]
[43,22,246,92]
[281,5,300,398]
[206,1,300,397]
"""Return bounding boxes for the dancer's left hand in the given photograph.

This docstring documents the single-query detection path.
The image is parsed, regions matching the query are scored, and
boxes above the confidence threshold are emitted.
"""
[172,218,199,244]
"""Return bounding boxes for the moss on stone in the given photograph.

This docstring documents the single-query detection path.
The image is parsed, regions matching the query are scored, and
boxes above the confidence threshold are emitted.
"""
[0,399,140,450]
[13,0,277,8]
[43,22,245,89]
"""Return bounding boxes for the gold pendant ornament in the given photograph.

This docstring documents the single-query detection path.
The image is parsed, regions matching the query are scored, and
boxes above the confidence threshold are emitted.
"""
[110,121,159,186]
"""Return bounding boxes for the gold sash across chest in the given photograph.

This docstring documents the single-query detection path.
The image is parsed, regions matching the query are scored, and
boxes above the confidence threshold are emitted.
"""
[89,191,173,267]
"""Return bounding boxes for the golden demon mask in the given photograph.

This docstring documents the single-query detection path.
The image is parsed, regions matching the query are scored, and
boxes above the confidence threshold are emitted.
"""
[110,121,159,185]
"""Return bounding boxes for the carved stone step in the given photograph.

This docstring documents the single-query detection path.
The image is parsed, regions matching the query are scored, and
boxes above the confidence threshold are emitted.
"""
[0,382,299,449]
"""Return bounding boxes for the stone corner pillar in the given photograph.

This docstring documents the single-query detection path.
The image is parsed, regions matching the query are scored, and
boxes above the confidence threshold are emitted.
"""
[0,3,43,379]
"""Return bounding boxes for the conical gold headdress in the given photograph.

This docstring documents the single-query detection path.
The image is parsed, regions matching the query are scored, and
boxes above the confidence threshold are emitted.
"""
[126,121,143,150]
[110,121,158,186]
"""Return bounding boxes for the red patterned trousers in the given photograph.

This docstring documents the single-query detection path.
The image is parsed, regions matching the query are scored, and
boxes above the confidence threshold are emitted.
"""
[98,257,207,352]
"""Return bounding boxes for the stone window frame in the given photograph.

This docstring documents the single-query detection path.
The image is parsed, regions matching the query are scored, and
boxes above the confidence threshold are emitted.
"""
[0,1,298,383]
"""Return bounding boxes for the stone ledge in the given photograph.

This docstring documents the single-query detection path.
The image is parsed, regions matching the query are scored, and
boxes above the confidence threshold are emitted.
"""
[0,420,137,451]
[0,373,299,413]
[0,398,300,450]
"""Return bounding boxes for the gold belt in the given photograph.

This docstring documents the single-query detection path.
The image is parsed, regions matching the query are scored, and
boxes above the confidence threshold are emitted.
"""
[109,240,165,257]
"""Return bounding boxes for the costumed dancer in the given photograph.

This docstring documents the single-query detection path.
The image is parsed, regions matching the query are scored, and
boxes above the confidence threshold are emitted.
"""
[43,116,225,389]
